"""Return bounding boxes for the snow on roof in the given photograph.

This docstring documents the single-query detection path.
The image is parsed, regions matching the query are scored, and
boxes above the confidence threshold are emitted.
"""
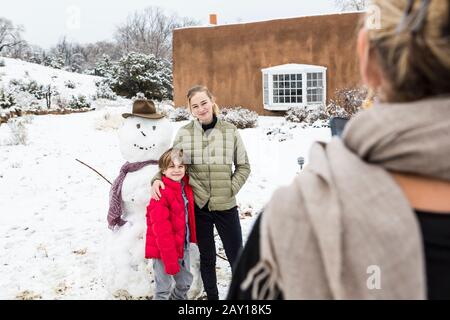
[261,64,327,72]
[175,10,363,31]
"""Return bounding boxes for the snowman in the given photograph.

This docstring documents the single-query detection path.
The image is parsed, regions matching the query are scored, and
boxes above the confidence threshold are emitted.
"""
[103,99,202,299]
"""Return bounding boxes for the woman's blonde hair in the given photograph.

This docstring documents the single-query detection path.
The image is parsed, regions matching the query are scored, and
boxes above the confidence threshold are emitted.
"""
[364,0,450,102]
[186,85,220,116]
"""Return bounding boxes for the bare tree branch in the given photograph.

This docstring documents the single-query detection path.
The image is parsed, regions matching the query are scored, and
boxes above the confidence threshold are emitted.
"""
[335,0,367,11]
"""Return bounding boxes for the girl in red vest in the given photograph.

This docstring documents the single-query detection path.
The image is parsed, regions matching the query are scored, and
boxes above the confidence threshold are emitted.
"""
[145,148,197,300]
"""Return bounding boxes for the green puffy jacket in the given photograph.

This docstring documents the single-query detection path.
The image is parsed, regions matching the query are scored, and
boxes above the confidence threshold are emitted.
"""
[153,118,251,211]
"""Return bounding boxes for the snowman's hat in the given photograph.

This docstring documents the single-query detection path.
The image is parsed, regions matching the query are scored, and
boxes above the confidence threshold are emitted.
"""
[122,99,165,119]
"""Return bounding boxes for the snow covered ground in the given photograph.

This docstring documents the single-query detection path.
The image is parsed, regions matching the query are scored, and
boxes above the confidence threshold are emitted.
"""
[0,107,330,300]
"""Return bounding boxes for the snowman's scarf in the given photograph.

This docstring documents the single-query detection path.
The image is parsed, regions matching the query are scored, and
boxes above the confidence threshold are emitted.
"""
[107,160,158,230]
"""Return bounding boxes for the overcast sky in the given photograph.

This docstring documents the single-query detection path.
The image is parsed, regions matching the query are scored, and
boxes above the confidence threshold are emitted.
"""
[3,0,339,49]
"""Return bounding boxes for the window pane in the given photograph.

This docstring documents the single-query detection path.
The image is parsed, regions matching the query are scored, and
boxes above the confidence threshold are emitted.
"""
[290,89,296,95]
[279,82,284,88]
[273,89,279,95]
[273,82,278,88]
[273,74,278,81]
[296,89,302,95]
[280,97,285,103]
[318,73,323,79]
[290,74,295,81]
[296,74,302,81]
[296,96,302,103]
[296,81,302,88]
[273,96,279,103]
[285,81,290,88]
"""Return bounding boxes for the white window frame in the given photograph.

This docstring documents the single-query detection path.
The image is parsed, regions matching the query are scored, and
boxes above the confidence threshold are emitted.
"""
[261,64,327,111]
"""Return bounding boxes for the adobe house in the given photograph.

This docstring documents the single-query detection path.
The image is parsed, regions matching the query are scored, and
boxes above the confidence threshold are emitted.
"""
[172,12,364,115]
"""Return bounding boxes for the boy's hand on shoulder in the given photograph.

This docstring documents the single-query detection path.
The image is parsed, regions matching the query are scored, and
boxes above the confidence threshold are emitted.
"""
[151,180,165,201]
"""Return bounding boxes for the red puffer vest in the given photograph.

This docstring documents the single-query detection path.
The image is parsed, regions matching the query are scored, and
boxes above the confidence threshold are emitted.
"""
[145,175,197,275]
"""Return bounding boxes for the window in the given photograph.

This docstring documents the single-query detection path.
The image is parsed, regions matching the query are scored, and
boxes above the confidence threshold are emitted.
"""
[261,64,327,111]
[307,72,324,103]
[272,73,302,104]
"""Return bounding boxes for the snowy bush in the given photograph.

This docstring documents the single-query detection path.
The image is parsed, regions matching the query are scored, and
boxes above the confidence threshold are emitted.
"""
[64,80,76,89]
[285,106,308,123]
[7,118,28,145]
[53,95,69,109]
[326,87,368,118]
[0,58,5,67]
[155,102,175,118]
[68,95,91,109]
[9,79,46,100]
[305,105,329,123]
[131,92,146,100]
[169,107,190,122]
[13,91,43,109]
[0,88,15,109]
[93,80,117,100]
[286,105,328,125]
[107,52,173,101]
[43,55,64,69]
[219,107,258,129]
[91,54,116,78]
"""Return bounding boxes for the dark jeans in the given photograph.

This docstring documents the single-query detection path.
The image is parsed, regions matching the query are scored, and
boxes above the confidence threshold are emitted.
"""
[195,203,243,300]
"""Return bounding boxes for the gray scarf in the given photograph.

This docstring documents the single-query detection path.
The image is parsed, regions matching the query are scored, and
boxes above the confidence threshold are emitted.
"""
[243,96,450,299]
[107,160,158,230]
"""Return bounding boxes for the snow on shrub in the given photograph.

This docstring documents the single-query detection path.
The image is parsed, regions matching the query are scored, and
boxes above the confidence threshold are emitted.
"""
[0,58,5,67]
[326,87,368,118]
[285,105,328,125]
[219,107,258,129]
[64,80,76,89]
[93,80,117,101]
[68,95,91,109]
[170,107,190,122]
[9,79,46,100]
[285,106,307,123]
[155,101,175,118]
[0,87,16,109]
[12,90,43,109]
[106,52,173,101]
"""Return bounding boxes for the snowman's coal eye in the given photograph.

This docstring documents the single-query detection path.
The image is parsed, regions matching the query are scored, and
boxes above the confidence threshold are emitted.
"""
[152,126,156,131]
[136,124,141,129]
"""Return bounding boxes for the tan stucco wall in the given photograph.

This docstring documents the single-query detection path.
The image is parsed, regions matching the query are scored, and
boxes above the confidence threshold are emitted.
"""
[173,12,363,115]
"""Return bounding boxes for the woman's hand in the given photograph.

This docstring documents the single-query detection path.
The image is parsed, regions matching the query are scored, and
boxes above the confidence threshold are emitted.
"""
[151,180,165,200]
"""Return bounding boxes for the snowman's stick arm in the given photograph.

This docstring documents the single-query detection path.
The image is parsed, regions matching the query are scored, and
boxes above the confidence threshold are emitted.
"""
[75,158,112,185]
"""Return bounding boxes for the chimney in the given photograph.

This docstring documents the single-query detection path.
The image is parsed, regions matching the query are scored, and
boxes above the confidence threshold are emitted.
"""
[209,14,217,25]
